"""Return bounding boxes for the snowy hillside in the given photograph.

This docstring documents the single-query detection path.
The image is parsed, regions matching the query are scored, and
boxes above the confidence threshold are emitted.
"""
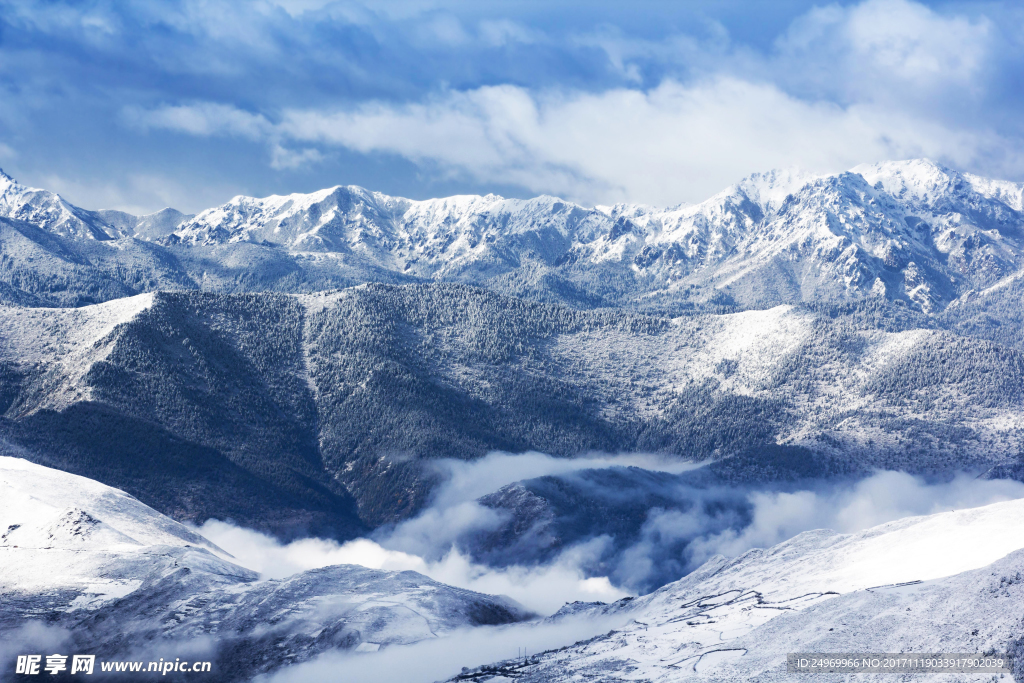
[4,285,1024,541]
[459,497,1024,682]
[0,456,530,682]
[6,452,1024,683]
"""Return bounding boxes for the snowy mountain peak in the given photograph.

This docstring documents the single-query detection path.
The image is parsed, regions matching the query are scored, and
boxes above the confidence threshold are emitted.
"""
[0,167,25,198]
[734,166,823,212]
[0,170,122,241]
[853,158,960,201]
[852,158,1024,209]
[5,159,1024,313]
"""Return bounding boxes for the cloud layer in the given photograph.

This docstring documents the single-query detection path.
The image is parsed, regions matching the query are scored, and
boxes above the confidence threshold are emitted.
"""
[198,451,1024,615]
[2,0,1024,212]
[255,613,630,683]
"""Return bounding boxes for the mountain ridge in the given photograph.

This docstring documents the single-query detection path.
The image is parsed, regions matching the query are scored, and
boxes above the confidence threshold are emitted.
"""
[5,283,1024,542]
[4,159,1024,313]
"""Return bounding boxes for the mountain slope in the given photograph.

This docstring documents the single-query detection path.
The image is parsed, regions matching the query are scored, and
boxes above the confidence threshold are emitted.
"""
[459,496,1024,682]
[0,292,365,539]
[0,215,198,307]
[4,284,1024,540]
[0,456,530,683]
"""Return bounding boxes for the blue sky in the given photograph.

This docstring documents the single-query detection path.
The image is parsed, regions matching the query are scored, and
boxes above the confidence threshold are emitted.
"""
[0,0,1022,214]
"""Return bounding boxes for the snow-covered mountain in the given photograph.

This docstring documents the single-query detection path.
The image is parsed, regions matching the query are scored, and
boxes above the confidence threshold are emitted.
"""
[162,159,1024,311]
[3,159,1023,312]
[4,284,1024,543]
[457,496,1024,682]
[8,441,1024,683]
[8,161,1024,682]
[97,207,192,240]
[0,456,531,682]
[0,170,122,241]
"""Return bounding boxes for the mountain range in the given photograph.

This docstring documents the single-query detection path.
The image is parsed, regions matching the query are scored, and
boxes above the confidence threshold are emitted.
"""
[7,455,1024,683]
[6,160,1024,681]
[3,160,1024,542]
[3,159,1024,313]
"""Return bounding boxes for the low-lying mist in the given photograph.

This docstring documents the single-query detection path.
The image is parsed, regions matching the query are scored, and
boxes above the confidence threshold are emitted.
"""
[253,613,631,683]
[197,452,1024,613]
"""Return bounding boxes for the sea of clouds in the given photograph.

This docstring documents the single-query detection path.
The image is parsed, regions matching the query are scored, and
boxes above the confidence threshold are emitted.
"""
[197,451,1024,616]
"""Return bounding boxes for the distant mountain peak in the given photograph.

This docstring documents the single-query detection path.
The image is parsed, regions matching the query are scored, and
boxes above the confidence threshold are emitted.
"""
[734,166,823,212]
[4,158,1024,314]
[0,169,119,241]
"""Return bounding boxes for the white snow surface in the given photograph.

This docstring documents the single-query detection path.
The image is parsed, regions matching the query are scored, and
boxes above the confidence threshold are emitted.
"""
[0,455,215,551]
[498,497,1024,682]
[0,293,155,412]
[0,454,235,601]
[0,456,531,667]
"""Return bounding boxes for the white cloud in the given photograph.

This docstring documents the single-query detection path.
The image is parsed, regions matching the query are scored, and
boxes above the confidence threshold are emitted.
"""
[417,14,469,46]
[198,459,1024,617]
[198,519,628,614]
[197,519,426,578]
[776,0,993,106]
[478,19,540,48]
[686,471,1024,564]
[130,75,1018,207]
[0,622,71,675]
[421,450,698,512]
[123,102,272,140]
[257,612,630,683]
[0,142,18,161]
[270,143,324,170]
[276,77,1014,206]
[117,0,1022,207]
[197,453,701,613]
[266,0,340,17]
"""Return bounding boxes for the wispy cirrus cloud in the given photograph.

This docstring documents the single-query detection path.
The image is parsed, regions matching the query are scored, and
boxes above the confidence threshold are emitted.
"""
[122,103,273,140]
